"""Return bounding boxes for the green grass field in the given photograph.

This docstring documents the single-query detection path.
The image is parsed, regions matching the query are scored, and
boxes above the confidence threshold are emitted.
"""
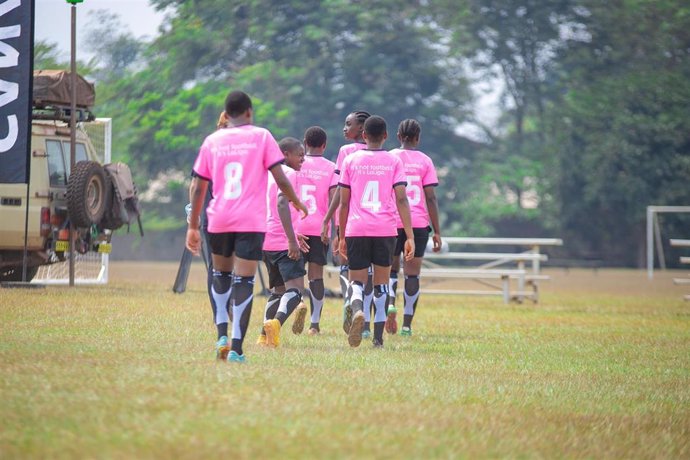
[1,263,688,459]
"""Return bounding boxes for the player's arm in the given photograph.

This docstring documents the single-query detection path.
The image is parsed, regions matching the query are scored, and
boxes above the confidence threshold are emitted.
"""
[321,185,340,244]
[337,186,350,260]
[277,193,301,260]
[186,176,209,256]
[270,165,308,218]
[424,185,442,252]
[394,184,415,261]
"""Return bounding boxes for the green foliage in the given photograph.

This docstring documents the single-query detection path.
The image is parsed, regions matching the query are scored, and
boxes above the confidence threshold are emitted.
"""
[75,0,690,265]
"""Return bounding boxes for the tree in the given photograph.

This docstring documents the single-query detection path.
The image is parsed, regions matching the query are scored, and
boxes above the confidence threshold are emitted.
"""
[547,0,690,265]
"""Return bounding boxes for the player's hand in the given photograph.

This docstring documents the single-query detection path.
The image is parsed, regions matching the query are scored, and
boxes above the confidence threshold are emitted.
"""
[216,111,229,129]
[186,228,201,256]
[297,234,310,253]
[320,222,330,245]
[331,234,339,255]
[338,237,348,262]
[288,239,301,260]
[403,238,415,261]
[432,234,442,252]
[293,199,309,219]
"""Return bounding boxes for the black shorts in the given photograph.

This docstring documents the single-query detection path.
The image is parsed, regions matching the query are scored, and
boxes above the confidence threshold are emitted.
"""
[263,250,306,289]
[345,236,396,270]
[394,227,430,258]
[302,235,328,265]
[209,232,265,261]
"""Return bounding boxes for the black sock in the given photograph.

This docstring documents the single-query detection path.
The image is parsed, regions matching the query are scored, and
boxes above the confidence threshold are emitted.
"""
[403,275,420,328]
[373,284,388,342]
[262,292,282,335]
[339,265,349,299]
[211,270,233,340]
[308,278,325,325]
[275,288,302,325]
[230,275,254,356]
[349,281,364,314]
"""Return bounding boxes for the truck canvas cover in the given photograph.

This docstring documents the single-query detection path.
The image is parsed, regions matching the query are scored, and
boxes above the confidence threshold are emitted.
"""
[32,70,95,108]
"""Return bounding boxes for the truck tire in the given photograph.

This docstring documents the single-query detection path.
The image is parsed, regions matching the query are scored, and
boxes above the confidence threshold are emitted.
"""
[0,265,39,282]
[67,161,111,228]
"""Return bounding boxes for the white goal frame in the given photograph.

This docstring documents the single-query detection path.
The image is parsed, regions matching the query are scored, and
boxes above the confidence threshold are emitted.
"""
[33,118,112,285]
[646,205,690,279]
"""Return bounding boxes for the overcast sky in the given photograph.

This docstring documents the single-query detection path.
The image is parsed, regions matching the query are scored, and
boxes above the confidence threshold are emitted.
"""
[35,0,164,59]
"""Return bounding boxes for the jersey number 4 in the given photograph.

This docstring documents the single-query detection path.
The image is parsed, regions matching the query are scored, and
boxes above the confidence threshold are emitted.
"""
[361,180,382,213]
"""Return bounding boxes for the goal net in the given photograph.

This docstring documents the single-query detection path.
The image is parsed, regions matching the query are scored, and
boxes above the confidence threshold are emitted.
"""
[33,118,112,285]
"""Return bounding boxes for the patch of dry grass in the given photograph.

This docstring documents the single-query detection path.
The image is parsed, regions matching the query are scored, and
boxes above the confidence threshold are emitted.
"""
[0,263,688,458]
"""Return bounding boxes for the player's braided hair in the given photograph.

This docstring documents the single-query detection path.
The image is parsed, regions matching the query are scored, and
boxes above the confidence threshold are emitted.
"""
[398,119,421,144]
[352,110,371,126]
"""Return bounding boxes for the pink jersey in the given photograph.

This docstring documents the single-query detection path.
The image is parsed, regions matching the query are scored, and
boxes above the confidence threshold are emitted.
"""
[295,155,338,236]
[193,125,284,233]
[335,142,368,173]
[263,166,300,251]
[334,142,367,225]
[339,149,407,237]
[389,148,439,228]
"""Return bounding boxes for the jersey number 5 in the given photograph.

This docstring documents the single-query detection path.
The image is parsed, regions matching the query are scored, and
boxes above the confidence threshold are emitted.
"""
[301,184,318,214]
[406,175,421,205]
[223,162,243,199]
[361,180,381,213]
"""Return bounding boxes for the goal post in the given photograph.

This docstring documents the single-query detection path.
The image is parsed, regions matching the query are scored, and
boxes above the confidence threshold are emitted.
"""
[646,205,690,279]
[33,118,112,285]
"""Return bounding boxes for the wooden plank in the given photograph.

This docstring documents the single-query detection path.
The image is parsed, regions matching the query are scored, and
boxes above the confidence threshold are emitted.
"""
[425,252,547,261]
[442,237,563,246]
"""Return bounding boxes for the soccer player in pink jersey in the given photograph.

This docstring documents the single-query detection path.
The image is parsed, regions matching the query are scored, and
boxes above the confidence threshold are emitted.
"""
[387,119,443,337]
[320,111,374,334]
[258,137,310,348]
[186,91,307,363]
[337,115,415,348]
[293,126,338,335]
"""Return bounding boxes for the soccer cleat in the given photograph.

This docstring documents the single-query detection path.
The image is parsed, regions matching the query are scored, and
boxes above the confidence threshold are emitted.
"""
[307,327,320,336]
[228,350,246,363]
[263,319,281,348]
[372,338,384,348]
[362,329,371,339]
[216,336,230,361]
[292,302,308,335]
[256,333,268,346]
[385,306,398,335]
[400,326,412,337]
[342,302,353,334]
[348,311,365,348]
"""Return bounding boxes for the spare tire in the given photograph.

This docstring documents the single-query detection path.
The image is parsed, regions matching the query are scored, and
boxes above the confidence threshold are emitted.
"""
[67,161,111,228]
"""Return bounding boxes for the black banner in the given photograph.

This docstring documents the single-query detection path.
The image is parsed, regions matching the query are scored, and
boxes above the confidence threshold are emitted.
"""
[0,0,33,184]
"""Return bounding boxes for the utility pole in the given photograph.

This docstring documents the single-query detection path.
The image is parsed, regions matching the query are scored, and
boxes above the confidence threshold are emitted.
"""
[66,0,83,286]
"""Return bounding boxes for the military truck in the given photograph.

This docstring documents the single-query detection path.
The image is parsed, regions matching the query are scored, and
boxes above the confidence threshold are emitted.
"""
[0,71,137,282]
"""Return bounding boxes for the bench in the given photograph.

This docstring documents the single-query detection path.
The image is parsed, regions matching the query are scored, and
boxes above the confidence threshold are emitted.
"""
[670,239,690,301]
[421,237,563,304]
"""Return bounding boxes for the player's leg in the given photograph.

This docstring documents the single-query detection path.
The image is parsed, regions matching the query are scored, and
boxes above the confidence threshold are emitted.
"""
[401,257,422,336]
[258,251,285,346]
[208,233,236,360]
[372,236,396,346]
[227,232,265,362]
[263,251,307,346]
[400,228,430,336]
[306,236,327,335]
[362,266,373,338]
[385,229,405,334]
[345,237,372,348]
